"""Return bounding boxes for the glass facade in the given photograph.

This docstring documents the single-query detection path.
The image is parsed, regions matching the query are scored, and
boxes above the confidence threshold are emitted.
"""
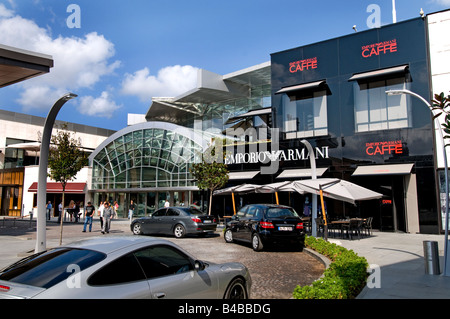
[91,124,205,191]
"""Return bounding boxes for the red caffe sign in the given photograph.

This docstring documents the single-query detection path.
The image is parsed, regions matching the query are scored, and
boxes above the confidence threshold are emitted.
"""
[289,57,318,73]
[366,140,403,156]
[362,39,397,58]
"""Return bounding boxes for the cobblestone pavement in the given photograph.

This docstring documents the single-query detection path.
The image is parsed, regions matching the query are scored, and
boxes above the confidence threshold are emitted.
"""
[0,218,325,299]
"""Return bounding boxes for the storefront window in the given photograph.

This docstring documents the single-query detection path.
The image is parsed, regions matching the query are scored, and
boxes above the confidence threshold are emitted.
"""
[354,77,411,132]
[282,90,328,139]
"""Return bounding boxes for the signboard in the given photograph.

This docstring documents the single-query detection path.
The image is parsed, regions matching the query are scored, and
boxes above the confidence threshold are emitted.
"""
[225,146,329,165]
[361,39,397,58]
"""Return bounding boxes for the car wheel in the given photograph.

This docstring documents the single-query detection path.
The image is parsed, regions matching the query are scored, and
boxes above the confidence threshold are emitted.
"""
[252,233,263,251]
[132,223,143,235]
[173,224,186,238]
[224,228,234,243]
[223,277,248,299]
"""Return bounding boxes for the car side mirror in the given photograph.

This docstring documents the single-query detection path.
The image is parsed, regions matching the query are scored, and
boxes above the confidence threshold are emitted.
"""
[194,260,206,271]
[232,215,239,221]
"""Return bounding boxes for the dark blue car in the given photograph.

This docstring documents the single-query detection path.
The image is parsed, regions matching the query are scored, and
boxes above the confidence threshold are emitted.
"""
[224,204,305,251]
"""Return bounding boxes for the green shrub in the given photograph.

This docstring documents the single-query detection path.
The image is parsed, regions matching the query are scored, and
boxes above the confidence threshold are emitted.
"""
[293,236,369,299]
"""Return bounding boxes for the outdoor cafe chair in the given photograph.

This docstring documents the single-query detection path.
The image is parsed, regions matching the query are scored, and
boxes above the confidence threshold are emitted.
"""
[362,217,373,236]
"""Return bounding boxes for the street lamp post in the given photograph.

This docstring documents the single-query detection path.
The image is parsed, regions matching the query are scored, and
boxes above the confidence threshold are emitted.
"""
[301,139,318,237]
[386,89,450,276]
[35,93,77,253]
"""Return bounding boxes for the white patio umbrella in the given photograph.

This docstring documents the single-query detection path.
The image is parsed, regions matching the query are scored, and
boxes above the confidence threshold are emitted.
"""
[293,178,383,205]
[213,184,261,196]
[213,184,261,215]
[256,181,306,204]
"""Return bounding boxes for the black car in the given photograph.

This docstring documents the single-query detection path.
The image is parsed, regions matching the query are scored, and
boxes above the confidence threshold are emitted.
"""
[131,207,217,238]
[224,204,305,251]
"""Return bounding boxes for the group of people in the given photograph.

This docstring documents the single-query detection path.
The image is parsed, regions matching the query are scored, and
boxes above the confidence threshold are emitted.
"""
[82,200,120,234]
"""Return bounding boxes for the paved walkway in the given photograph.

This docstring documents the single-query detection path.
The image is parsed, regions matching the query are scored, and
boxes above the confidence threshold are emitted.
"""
[328,231,450,299]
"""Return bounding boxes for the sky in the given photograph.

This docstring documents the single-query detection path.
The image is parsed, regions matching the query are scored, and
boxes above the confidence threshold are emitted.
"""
[0,0,449,131]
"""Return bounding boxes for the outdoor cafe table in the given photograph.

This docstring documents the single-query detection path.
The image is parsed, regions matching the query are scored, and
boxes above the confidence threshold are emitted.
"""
[329,218,365,238]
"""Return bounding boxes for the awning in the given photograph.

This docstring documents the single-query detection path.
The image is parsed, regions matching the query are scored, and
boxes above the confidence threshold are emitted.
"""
[276,167,328,179]
[228,171,260,180]
[352,163,414,176]
[28,182,86,194]
[348,65,409,82]
[275,80,327,95]
[226,107,271,124]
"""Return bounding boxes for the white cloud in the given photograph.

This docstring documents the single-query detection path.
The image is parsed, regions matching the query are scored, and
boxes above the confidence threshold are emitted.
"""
[0,3,13,18]
[432,0,450,5]
[0,6,120,112]
[79,91,122,118]
[121,65,198,101]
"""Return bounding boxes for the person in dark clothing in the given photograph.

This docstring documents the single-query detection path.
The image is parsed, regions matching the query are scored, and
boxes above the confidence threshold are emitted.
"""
[82,201,96,232]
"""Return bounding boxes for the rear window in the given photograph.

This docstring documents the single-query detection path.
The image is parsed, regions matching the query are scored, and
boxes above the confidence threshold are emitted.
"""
[266,207,299,218]
[0,248,105,289]
[179,207,204,216]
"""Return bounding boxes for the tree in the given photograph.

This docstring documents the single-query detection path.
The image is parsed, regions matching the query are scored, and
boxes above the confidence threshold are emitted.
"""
[47,124,88,245]
[190,140,229,216]
[433,92,450,147]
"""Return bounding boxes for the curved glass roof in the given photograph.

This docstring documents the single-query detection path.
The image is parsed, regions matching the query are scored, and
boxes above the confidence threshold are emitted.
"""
[89,122,207,191]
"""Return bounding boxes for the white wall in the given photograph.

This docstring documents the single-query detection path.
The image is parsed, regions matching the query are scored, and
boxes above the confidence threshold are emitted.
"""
[23,166,90,218]
[429,10,450,169]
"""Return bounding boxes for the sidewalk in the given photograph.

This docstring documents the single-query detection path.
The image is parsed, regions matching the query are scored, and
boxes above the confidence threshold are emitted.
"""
[328,231,450,299]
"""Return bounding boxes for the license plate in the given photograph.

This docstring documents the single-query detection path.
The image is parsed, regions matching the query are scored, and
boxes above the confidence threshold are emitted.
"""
[203,220,211,223]
[278,226,292,231]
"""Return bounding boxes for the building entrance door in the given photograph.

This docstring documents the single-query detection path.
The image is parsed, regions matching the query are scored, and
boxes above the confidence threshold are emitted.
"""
[357,175,407,232]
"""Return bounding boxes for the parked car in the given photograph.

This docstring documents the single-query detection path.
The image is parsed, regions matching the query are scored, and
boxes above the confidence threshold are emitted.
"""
[224,204,305,251]
[131,207,217,238]
[0,236,251,299]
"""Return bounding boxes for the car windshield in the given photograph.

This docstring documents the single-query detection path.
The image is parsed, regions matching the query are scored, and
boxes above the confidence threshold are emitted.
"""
[179,207,204,216]
[0,248,106,289]
[266,207,299,218]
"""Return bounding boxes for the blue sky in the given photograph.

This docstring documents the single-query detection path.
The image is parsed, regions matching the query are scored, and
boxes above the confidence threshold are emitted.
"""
[0,0,448,131]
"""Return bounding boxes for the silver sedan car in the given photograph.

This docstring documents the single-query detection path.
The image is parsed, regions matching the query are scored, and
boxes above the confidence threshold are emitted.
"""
[0,236,251,299]
[131,207,217,238]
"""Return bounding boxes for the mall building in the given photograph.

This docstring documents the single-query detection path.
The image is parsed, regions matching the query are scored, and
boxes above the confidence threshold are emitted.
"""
[89,10,450,234]
[2,10,450,234]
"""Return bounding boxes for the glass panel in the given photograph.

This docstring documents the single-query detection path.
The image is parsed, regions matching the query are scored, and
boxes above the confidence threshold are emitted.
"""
[354,77,410,132]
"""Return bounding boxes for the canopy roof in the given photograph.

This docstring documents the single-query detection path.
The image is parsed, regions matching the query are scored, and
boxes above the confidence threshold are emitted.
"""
[214,179,383,205]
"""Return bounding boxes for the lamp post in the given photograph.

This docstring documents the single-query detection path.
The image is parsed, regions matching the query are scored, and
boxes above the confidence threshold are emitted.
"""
[386,89,450,276]
[301,139,318,237]
[35,93,77,253]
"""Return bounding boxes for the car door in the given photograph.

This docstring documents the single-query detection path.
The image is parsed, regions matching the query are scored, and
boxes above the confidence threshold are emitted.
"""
[233,205,249,241]
[143,208,167,234]
[134,245,218,299]
[161,208,181,235]
[240,205,258,242]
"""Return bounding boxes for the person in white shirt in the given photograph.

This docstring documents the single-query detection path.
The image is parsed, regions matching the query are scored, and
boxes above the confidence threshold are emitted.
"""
[98,201,105,229]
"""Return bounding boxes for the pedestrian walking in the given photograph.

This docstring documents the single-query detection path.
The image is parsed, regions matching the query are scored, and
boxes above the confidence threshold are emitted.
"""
[101,202,115,234]
[113,201,119,217]
[82,201,95,232]
[68,200,75,222]
[74,201,81,223]
[46,201,52,220]
[98,201,104,229]
[58,202,62,223]
[129,200,135,223]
